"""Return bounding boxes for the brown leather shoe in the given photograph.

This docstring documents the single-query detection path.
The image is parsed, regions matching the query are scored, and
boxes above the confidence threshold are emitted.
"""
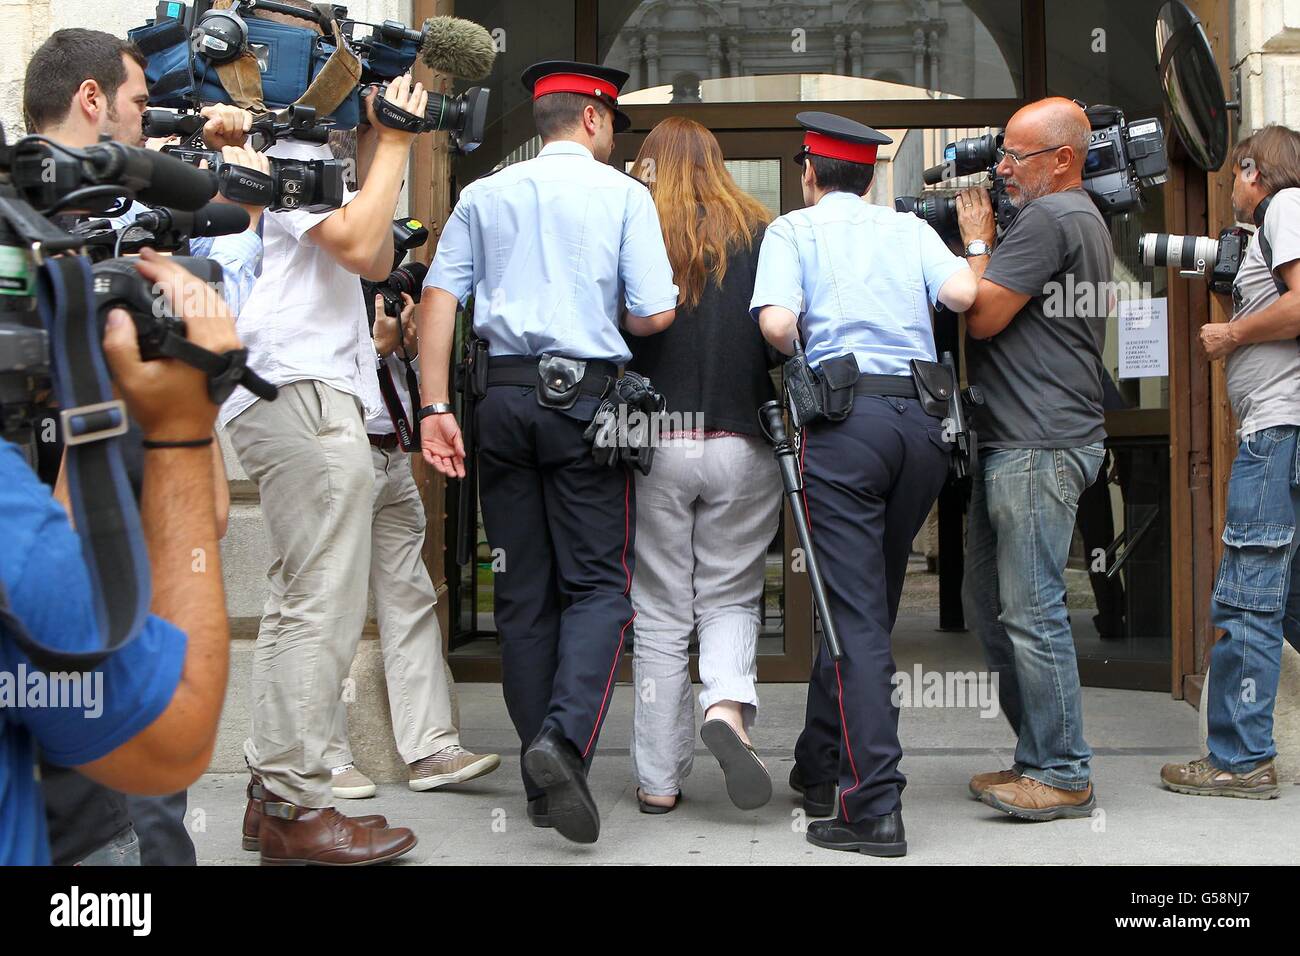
[1160,756,1280,799]
[968,768,1019,800]
[257,789,418,866]
[981,775,1097,821]
[242,775,389,851]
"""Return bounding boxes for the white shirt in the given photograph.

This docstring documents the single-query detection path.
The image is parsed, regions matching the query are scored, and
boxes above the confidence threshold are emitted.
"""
[219,141,380,427]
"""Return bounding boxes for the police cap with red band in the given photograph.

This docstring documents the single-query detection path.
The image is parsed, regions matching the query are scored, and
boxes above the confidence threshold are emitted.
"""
[521,60,632,134]
[792,111,893,167]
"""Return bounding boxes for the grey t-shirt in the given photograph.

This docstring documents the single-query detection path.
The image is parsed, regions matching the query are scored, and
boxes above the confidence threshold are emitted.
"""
[966,188,1113,449]
[1226,187,1300,438]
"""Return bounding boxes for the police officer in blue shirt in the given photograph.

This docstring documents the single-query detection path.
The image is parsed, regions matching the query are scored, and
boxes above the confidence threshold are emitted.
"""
[417,60,678,845]
[752,112,977,856]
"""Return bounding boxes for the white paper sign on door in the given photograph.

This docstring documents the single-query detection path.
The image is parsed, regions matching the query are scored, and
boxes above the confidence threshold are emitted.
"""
[1117,297,1168,379]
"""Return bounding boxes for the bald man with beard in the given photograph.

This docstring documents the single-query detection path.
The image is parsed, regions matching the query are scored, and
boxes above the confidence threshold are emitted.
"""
[954,98,1114,821]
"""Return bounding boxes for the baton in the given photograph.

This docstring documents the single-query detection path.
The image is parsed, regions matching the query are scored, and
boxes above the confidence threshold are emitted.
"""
[758,400,843,661]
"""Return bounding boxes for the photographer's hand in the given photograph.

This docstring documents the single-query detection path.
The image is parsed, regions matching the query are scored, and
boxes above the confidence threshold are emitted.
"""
[1199,321,1240,360]
[201,104,253,150]
[399,292,419,358]
[103,249,241,441]
[211,145,272,230]
[957,187,995,249]
[373,295,400,357]
[367,74,430,148]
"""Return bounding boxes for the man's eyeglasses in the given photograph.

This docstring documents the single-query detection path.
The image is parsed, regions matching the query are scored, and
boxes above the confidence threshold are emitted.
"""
[995,144,1067,167]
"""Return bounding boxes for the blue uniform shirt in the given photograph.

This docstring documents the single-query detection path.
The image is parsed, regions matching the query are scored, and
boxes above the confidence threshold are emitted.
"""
[0,440,186,866]
[750,191,967,374]
[425,140,678,364]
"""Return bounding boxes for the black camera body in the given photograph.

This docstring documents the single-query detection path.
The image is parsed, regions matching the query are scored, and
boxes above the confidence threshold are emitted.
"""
[91,256,220,361]
[894,131,1017,245]
[163,144,345,213]
[1139,226,1251,295]
[364,218,430,319]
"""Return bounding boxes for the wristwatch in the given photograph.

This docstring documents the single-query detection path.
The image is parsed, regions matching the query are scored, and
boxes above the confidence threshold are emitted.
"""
[416,403,455,422]
[964,239,991,258]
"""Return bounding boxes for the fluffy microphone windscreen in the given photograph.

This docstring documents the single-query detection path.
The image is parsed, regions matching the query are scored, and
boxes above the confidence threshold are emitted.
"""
[419,16,497,81]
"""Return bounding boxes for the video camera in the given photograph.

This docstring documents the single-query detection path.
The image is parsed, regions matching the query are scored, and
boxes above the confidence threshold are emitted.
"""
[142,104,346,214]
[130,1,492,153]
[896,106,1168,243]
[0,122,273,442]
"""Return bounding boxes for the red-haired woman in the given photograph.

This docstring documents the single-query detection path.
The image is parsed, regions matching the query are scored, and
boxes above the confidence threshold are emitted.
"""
[627,117,781,813]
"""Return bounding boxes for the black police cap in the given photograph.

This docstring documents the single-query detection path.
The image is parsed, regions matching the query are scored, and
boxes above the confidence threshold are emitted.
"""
[521,60,632,134]
[792,111,893,166]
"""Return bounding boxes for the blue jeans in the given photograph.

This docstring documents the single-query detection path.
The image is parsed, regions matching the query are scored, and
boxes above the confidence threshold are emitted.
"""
[963,443,1104,790]
[1206,425,1300,772]
[75,825,141,866]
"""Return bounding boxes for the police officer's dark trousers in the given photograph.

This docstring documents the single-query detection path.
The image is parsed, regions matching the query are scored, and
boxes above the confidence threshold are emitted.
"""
[798,394,949,820]
[477,385,635,801]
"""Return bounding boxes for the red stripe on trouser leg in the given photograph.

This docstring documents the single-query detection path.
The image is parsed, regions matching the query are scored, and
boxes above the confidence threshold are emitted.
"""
[833,660,863,820]
[583,470,634,758]
[803,433,863,821]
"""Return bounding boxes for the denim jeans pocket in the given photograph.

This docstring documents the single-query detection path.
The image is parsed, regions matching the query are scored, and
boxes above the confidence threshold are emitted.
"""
[1214,520,1295,612]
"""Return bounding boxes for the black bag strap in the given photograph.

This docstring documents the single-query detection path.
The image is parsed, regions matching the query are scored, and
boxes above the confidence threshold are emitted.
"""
[4,255,155,672]
[1253,195,1289,298]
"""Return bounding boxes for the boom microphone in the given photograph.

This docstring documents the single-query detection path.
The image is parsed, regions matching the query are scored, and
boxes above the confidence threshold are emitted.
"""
[419,16,497,80]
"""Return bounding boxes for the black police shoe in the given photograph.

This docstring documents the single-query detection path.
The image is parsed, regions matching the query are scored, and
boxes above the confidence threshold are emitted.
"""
[806,810,907,858]
[522,727,600,844]
[526,796,553,828]
[789,764,837,818]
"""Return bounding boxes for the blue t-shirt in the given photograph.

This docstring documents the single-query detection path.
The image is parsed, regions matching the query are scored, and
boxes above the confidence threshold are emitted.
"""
[0,439,186,865]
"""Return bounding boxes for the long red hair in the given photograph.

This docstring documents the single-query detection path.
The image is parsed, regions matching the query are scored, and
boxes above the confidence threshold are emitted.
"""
[633,117,771,309]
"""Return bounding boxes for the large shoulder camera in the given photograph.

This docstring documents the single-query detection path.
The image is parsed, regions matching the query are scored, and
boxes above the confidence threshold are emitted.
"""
[144,104,346,214]
[896,105,1168,243]
[0,122,272,442]
[130,1,490,152]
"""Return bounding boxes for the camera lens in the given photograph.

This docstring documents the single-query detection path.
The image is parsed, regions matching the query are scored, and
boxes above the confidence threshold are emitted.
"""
[389,261,429,300]
[1139,233,1220,274]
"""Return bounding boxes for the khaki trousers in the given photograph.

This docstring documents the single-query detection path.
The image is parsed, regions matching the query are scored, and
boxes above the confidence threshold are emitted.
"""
[325,443,459,768]
[227,380,374,808]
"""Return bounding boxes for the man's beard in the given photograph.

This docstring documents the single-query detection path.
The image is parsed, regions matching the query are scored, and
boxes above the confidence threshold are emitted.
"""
[1007,173,1050,207]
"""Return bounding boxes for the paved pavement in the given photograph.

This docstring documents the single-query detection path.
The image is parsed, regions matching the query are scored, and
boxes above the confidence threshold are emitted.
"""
[192,616,1299,865]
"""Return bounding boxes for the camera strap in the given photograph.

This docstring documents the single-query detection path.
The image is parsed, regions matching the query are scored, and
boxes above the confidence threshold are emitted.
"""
[1253,196,1289,299]
[375,355,418,452]
[374,96,426,134]
[292,5,364,119]
[14,256,154,672]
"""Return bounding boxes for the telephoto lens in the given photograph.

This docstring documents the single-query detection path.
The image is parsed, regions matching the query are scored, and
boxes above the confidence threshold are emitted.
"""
[1138,232,1221,274]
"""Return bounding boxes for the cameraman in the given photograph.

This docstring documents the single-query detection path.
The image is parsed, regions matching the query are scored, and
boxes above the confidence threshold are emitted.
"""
[955,97,1111,821]
[23,29,271,316]
[1,251,238,865]
[1164,125,1300,799]
[220,70,427,864]
[22,26,265,866]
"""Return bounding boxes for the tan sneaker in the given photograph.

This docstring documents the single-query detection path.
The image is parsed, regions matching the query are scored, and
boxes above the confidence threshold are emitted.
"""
[409,745,502,792]
[982,775,1097,820]
[968,768,1020,800]
[331,764,377,800]
[1161,756,1279,800]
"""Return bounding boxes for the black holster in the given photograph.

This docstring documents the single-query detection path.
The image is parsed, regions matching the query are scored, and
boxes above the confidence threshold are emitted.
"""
[582,370,666,475]
[782,351,860,427]
[910,353,983,479]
